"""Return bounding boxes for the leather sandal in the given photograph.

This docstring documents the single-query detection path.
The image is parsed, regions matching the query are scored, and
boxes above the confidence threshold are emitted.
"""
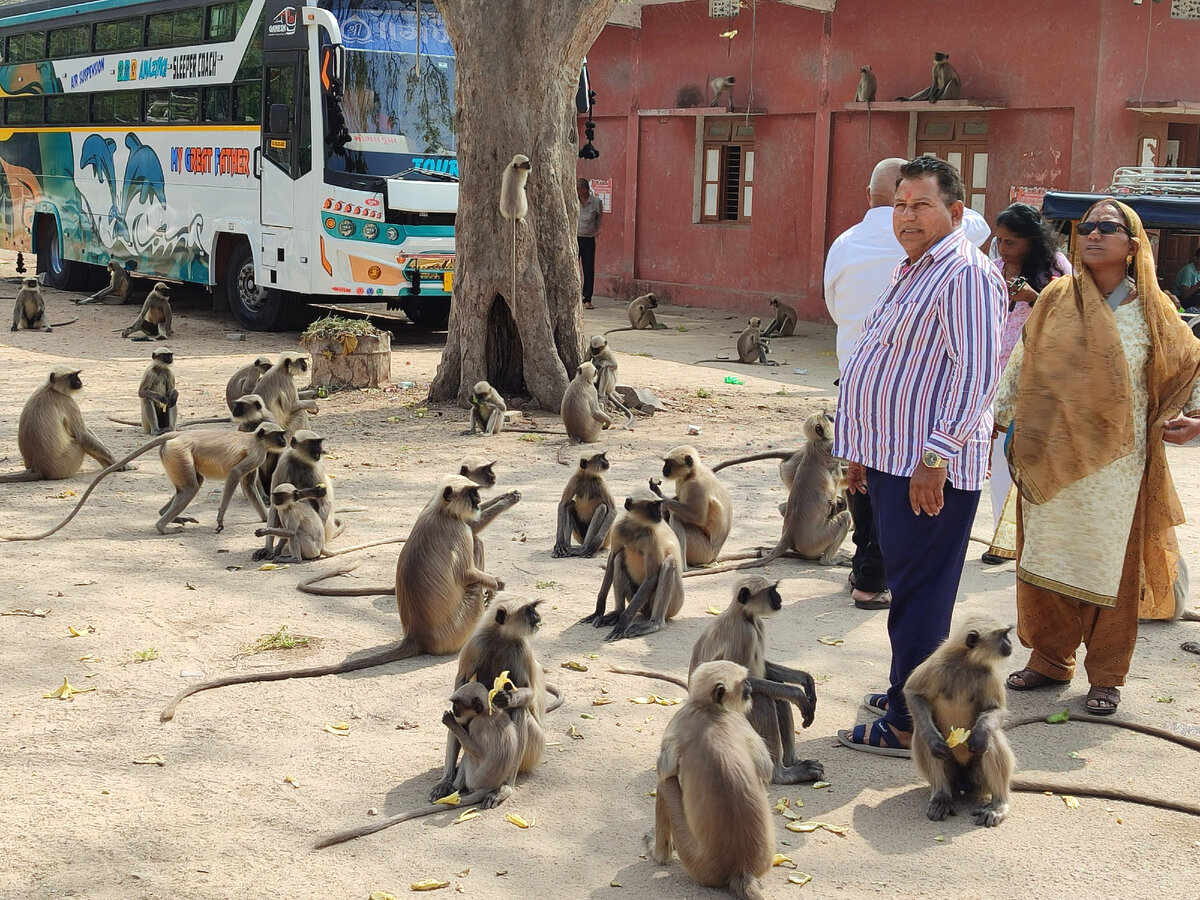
[1006,668,1069,691]
[1084,685,1120,716]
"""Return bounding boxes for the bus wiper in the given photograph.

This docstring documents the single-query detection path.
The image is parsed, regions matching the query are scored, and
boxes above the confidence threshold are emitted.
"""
[387,166,459,181]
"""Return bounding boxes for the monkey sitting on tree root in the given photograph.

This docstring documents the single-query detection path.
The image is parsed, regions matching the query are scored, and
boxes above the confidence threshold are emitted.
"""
[695,317,778,366]
[587,335,635,426]
[646,660,773,900]
[121,282,173,341]
[605,293,666,333]
[11,277,77,331]
[78,260,132,305]
[553,450,616,558]
[313,680,535,849]
[560,361,614,446]
[613,576,823,786]
[760,297,797,338]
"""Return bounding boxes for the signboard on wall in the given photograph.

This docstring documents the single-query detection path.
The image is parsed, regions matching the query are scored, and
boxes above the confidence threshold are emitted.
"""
[1009,186,1048,208]
[590,178,613,213]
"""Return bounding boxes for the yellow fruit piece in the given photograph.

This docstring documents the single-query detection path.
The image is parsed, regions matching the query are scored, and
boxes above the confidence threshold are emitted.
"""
[772,853,796,868]
[786,821,818,833]
[487,670,515,711]
[817,636,843,646]
[323,722,350,736]
[782,808,803,821]
[945,727,971,749]
[42,677,95,700]
[409,879,449,891]
[452,809,480,825]
[561,661,588,671]
[505,813,531,828]
[369,892,397,900]
[283,774,300,788]
[132,754,165,766]
[1062,795,1080,809]
[568,724,583,740]
[811,781,831,789]
[773,798,790,813]
[705,606,721,615]
[258,563,280,570]
[592,697,612,706]
[787,872,813,886]
[434,790,461,806]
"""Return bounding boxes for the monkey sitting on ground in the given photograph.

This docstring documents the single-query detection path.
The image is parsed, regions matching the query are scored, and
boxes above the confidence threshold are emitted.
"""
[255,351,319,432]
[11,276,75,331]
[613,577,823,785]
[313,680,534,849]
[467,380,507,435]
[225,357,273,412]
[709,75,736,111]
[560,361,613,444]
[78,260,132,305]
[138,348,178,435]
[429,596,563,802]
[254,483,329,562]
[605,292,665,333]
[899,51,961,103]
[553,450,616,558]
[582,488,685,641]
[121,282,172,341]
[650,446,732,566]
[695,317,778,366]
[159,477,508,722]
[759,297,797,338]
[903,617,1015,826]
[586,335,635,425]
[647,660,773,900]
[688,412,849,577]
[256,429,340,559]
[0,366,127,483]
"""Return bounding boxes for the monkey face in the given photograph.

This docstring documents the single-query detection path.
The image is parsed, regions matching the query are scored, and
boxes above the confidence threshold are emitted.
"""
[232,396,263,419]
[154,282,171,297]
[254,357,273,371]
[460,462,496,487]
[256,423,288,448]
[467,485,481,510]
[155,351,174,365]
[57,370,84,392]
[661,451,693,480]
[624,496,663,523]
[23,277,38,289]
[581,451,609,473]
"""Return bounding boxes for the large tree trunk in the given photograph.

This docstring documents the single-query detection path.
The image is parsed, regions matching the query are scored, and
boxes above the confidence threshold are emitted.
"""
[429,0,616,410]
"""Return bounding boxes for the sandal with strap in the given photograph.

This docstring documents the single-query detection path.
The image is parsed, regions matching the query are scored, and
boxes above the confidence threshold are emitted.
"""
[862,693,889,716]
[836,718,911,758]
[1006,668,1069,691]
[1084,685,1120,716]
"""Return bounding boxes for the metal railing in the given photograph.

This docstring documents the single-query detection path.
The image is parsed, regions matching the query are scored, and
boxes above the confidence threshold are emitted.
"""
[1110,167,1200,195]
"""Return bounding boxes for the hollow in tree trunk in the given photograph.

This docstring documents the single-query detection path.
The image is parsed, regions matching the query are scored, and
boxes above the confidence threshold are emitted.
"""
[428,0,616,410]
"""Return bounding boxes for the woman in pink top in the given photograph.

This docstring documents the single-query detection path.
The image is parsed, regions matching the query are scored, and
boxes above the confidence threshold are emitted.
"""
[983,203,1071,563]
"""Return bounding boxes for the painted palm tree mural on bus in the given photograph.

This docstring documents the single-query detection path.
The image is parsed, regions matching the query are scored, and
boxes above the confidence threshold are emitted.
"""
[77,132,208,282]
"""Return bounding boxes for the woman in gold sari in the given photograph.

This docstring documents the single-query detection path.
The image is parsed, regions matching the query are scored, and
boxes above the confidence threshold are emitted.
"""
[994,199,1200,715]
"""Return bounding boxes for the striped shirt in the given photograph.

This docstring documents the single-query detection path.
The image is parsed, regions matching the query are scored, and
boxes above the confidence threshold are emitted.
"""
[833,227,1006,491]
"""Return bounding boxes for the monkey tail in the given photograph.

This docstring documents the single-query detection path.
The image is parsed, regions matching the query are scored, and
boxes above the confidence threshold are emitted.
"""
[0,469,42,483]
[680,545,783,579]
[107,416,144,427]
[609,666,689,690]
[320,535,408,558]
[710,450,796,474]
[49,317,79,328]
[544,682,565,713]
[159,637,423,722]
[175,416,234,428]
[294,563,395,596]
[1005,714,1200,752]
[1011,779,1200,817]
[314,787,496,849]
[1180,608,1200,622]
[0,434,175,541]
[602,327,638,335]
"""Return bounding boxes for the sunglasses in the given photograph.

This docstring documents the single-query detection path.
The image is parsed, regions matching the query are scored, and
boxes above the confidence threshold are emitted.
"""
[1077,221,1131,236]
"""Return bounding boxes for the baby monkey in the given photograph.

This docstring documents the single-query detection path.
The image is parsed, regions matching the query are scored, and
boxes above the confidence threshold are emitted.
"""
[255,483,329,562]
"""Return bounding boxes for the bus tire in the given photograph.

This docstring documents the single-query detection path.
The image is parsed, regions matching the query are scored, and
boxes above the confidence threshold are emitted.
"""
[225,241,283,331]
[36,217,84,291]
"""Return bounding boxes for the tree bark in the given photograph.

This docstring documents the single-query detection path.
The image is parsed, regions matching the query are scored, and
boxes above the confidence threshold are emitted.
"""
[429,0,616,410]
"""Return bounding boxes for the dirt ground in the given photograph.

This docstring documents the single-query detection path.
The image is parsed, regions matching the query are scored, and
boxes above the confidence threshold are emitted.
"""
[1,255,1198,900]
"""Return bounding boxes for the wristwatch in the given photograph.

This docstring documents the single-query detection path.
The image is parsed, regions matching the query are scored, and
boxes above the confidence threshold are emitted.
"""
[922,449,948,469]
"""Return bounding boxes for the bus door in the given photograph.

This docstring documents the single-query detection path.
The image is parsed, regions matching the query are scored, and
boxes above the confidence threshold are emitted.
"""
[261,50,305,228]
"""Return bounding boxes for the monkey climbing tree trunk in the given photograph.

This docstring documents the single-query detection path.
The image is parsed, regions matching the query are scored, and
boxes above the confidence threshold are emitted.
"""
[429,0,616,410]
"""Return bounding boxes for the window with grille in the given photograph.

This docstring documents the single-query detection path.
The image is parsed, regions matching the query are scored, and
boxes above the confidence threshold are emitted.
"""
[701,118,754,223]
[709,0,742,17]
[1172,0,1200,20]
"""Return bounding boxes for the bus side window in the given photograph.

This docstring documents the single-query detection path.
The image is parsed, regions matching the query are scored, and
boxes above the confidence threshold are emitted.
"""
[207,3,236,42]
[203,87,231,122]
[234,84,261,124]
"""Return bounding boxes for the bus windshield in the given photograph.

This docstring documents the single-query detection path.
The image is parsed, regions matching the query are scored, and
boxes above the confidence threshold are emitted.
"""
[324,0,456,179]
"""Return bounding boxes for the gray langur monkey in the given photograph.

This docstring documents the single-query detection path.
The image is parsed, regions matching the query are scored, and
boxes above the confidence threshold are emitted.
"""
[560,361,613,445]
[687,412,849,577]
[759,297,797,338]
[586,335,634,426]
[11,276,75,331]
[0,366,125,483]
[694,317,778,366]
[468,380,507,435]
[854,64,877,148]
[605,293,664,333]
[582,488,685,642]
[647,660,773,900]
[254,482,329,562]
[499,153,531,307]
[77,260,132,305]
[709,75,736,111]
[429,596,563,803]
[904,617,1015,827]
[900,51,961,103]
[138,348,178,435]
[225,356,272,412]
[613,577,823,785]
[255,429,340,560]
[553,450,616,558]
[255,351,319,432]
[121,282,172,340]
[650,445,733,567]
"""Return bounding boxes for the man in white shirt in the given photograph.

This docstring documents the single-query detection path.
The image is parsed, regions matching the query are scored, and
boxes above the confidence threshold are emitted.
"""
[823,157,990,610]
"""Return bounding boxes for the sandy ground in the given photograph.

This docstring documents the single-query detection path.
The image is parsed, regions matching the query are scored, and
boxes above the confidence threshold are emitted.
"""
[1,256,1198,900]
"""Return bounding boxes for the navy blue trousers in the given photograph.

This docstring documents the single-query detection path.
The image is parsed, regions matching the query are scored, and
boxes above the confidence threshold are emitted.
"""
[866,468,979,732]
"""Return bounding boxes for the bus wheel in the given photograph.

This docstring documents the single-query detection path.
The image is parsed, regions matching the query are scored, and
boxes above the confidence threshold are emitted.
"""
[226,241,282,331]
[36,218,82,291]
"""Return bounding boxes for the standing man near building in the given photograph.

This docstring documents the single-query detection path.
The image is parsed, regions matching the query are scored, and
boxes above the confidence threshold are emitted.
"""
[824,158,992,611]
[577,178,603,309]
[1174,246,1200,308]
[832,156,1006,756]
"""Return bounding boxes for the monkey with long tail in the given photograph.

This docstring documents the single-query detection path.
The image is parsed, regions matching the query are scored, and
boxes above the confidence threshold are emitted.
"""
[499,154,531,312]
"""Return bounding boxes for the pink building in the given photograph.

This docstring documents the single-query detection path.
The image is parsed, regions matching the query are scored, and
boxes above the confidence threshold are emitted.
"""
[578,0,1200,318]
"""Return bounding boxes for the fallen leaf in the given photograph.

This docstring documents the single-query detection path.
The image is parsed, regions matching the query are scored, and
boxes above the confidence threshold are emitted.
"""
[1045,709,1070,724]
[323,722,350,736]
[132,754,165,766]
[1062,795,1080,809]
[42,677,95,700]
[452,809,480,825]
[705,606,721,615]
[434,790,461,806]
[580,713,596,719]
[409,880,449,891]
[811,781,831,789]
[504,813,531,828]
[772,853,797,868]
[283,774,300,788]
[945,727,971,749]
[817,636,843,647]
[787,872,813,886]
[561,661,588,672]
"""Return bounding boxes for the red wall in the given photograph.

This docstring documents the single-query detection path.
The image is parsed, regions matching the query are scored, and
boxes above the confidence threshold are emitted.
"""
[580,0,1200,319]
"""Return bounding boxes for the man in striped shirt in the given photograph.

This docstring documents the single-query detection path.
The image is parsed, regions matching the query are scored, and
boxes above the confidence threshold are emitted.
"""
[833,156,1006,756]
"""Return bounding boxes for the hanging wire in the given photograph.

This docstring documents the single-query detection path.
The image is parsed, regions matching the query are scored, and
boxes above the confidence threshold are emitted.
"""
[744,0,756,123]
[414,0,421,76]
